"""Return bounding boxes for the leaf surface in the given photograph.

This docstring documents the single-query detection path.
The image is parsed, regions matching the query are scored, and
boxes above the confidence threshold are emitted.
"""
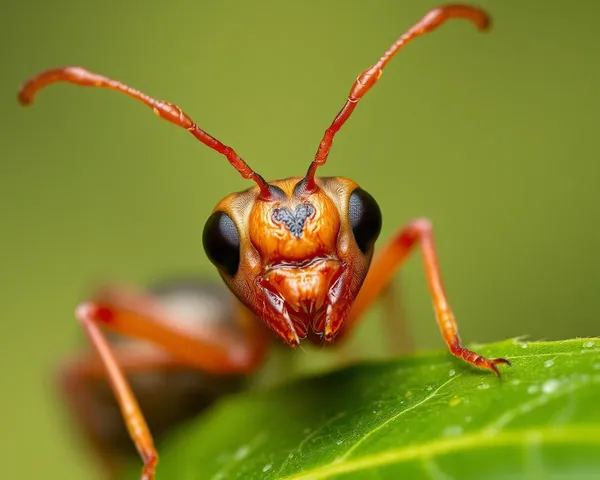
[155,338,600,479]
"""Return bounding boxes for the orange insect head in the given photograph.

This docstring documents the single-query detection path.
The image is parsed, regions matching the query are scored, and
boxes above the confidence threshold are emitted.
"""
[204,176,376,346]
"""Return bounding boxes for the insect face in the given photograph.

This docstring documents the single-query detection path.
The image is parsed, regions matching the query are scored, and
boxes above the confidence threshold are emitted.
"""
[203,177,381,345]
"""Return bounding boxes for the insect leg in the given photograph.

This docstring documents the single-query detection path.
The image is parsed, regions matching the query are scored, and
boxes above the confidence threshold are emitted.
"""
[379,279,413,356]
[58,347,181,480]
[73,292,267,480]
[346,218,510,375]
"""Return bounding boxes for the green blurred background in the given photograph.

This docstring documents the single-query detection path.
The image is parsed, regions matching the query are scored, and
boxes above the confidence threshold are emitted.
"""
[1,0,599,478]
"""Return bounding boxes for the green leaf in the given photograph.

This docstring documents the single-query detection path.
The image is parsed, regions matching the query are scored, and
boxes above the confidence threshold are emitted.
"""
[155,338,600,479]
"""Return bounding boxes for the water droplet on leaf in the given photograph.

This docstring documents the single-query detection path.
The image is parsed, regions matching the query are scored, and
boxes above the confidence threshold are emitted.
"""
[542,379,561,394]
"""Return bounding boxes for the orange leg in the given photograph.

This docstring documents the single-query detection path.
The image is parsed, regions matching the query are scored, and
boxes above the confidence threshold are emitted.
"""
[379,280,413,356]
[346,218,510,375]
[59,347,182,480]
[93,283,268,359]
[73,294,267,480]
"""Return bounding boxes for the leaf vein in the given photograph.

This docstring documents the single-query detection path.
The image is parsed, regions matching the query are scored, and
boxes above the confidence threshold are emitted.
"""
[332,373,464,463]
[285,425,600,480]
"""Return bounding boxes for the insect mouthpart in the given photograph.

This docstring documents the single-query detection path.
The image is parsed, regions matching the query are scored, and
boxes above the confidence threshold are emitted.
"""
[258,258,345,340]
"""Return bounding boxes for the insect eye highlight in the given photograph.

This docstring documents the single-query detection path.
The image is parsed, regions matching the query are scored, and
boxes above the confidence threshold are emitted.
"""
[202,211,241,276]
[348,188,382,253]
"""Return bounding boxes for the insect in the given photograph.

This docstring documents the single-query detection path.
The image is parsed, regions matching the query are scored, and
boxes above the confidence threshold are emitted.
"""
[19,4,510,479]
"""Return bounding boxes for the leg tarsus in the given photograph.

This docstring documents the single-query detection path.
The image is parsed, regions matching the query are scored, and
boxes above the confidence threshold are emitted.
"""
[449,341,512,376]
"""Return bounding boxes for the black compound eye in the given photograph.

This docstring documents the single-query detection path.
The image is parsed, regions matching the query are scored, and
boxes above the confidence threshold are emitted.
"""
[202,211,240,276]
[348,188,382,253]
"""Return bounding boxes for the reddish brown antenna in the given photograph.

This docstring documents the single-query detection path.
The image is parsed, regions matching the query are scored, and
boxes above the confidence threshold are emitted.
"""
[17,66,275,200]
[303,4,491,193]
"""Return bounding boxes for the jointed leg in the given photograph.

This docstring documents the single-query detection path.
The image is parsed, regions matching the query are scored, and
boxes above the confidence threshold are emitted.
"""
[379,279,413,356]
[346,218,510,375]
[59,345,219,480]
[94,283,268,358]
[77,305,158,479]
[72,292,267,480]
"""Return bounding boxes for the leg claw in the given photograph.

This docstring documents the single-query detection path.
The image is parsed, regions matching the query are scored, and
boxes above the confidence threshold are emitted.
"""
[484,357,512,377]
